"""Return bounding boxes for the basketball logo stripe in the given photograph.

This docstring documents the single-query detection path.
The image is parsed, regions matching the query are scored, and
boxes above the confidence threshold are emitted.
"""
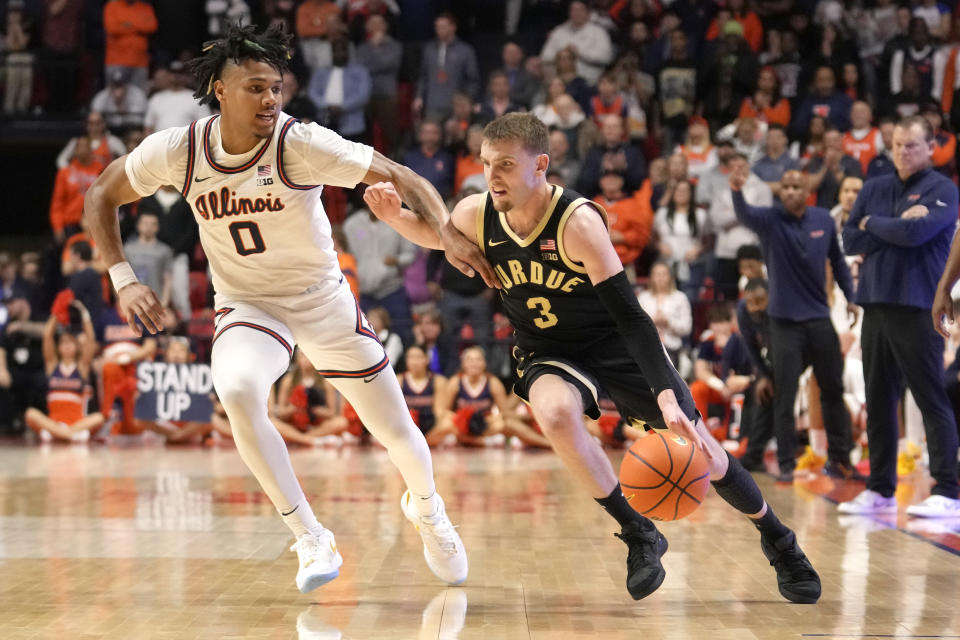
[213,321,293,357]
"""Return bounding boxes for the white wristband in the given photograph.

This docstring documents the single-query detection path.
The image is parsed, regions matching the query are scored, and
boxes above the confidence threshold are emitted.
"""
[707,376,726,392]
[108,262,139,292]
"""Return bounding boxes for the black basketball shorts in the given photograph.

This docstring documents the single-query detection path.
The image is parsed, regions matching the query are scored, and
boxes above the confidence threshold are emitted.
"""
[511,338,698,430]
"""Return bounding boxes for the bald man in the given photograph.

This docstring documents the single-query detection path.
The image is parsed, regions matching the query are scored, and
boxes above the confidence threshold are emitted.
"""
[731,167,860,482]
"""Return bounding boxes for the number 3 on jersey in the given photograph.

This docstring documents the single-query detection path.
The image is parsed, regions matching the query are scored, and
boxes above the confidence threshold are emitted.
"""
[526,296,558,329]
[229,221,266,256]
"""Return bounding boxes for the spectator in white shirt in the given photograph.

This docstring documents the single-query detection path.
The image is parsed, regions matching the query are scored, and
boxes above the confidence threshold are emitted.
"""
[705,152,772,300]
[638,261,692,367]
[540,1,614,85]
[90,68,148,133]
[144,61,211,134]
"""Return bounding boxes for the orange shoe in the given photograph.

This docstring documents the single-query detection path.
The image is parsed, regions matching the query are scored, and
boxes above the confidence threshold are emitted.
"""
[795,446,826,474]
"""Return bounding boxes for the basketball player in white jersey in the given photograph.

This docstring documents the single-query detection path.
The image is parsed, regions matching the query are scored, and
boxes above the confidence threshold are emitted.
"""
[84,24,493,593]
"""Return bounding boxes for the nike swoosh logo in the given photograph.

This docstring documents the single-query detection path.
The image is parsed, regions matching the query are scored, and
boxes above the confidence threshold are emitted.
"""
[489,239,509,247]
[194,176,211,183]
[363,374,379,383]
[281,505,299,517]
[937,200,947,207]
[330,542,338,554]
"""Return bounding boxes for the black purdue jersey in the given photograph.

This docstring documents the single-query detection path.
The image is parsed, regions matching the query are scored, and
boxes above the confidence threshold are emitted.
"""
[477,185,620,354]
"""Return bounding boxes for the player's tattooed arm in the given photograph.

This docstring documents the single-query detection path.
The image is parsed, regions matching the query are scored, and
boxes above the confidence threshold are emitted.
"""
[363,183,444,249]
[363,151,499,287]
[85,156,166,336]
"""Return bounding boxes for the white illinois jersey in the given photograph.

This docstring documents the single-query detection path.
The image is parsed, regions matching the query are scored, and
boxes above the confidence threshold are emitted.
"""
[125,112,373,299]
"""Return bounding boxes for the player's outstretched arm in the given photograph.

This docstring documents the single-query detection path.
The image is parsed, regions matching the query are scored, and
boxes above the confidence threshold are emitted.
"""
[363,182,444,249]
[561,205,709,457]
[362,151,498,288]
[84,156,165,336]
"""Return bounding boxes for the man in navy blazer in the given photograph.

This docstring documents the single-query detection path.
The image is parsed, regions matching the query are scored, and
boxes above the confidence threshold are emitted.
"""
[841,115,960,517]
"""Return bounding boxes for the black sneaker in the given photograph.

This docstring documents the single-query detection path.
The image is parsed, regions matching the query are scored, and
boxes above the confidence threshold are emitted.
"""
[760,530,821,604]
[614,520,668,600]
[823,460,867,482]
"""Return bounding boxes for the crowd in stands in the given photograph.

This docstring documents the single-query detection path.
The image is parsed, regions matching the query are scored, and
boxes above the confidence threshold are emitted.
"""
[3,0,960,478]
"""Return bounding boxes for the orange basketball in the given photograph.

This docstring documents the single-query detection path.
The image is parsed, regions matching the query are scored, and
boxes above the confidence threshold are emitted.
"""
[619,431,710,521]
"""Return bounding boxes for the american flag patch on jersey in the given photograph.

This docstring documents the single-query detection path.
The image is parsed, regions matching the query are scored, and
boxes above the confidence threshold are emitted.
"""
[540,239,556,251]
[257,165,272,176]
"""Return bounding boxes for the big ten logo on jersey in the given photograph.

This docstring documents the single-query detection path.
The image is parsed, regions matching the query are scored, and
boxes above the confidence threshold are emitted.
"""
[256,164,274,186]
[135,362,214,421]
[539,238,559,262]
[494,258,585,293]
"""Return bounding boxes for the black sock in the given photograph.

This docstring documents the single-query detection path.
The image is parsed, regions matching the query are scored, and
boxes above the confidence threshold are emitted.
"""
[596,485,651,530]
[711,451,765,514]
[752,507,790,540]
[711,451,788,538]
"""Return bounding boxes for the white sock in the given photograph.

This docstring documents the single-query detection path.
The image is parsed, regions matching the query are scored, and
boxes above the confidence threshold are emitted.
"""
[412,490,441,518]
[279,500,322,538]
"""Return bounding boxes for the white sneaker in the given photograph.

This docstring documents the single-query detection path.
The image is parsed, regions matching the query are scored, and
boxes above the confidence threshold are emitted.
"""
[837,489,897,514]
[906,494,960,518]
[289,528,343,593]
[400,490,468,584]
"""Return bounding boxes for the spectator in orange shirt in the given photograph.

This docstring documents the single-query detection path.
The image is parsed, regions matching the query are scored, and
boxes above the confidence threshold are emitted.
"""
[921,101,958,181]
[296,0,344,73]
[331,226,360,300]
[593,170,653,281]
[739,67,791,127]
[103,0,157,90]
[706,0,764,53]
[49,137,103,244]
[56,112,125,169]
[454,125,484,194]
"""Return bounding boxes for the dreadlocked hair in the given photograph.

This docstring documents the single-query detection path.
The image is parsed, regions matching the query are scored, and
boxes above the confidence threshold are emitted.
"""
[190,23,293,106]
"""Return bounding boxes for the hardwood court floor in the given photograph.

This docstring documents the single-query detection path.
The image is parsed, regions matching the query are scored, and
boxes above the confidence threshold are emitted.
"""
[1,441,959,640]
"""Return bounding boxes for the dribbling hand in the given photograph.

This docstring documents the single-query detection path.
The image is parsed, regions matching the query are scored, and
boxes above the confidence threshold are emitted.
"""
[657,388,711,460]
[117,283,164,336]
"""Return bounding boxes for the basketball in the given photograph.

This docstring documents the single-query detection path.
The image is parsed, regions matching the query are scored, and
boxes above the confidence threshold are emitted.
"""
[619,431,711,521]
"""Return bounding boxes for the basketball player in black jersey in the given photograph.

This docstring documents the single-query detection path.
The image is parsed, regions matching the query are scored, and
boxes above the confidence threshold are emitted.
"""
[363,113,821,604]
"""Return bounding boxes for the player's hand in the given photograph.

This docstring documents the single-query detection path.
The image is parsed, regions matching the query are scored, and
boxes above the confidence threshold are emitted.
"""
[657,388,711,460]
[902,204,929,220]
[363,181,403,222]
[932,284,955,338]
[755,377,774,405]
[440,218,500,289]
[117,283,164,336]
